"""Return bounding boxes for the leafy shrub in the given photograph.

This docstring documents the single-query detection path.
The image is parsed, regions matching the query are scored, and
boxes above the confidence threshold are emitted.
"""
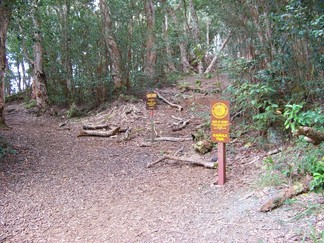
[284,103,324,131]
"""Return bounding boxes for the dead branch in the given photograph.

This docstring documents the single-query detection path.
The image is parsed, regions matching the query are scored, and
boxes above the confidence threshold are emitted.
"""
[147,155,217,169]
[267,148,282,156]
[294,126,324,145]
[78,127,120,137]
[155,91,183,111]
[204,32,232,74]
[230,109,243,122]
[173,145,185,156]
[83,123,111,130]
[171,115,184,121]
[154,137,192,142]
[260,176,312,212]
[172,119,190,132]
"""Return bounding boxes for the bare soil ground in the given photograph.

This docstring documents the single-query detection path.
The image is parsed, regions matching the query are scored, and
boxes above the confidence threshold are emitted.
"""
[0,75,323,242]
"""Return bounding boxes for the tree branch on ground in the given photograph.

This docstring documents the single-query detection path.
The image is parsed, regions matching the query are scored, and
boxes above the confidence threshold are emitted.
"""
[83,123,111,130]
[172,119,190,132]
[147,155,217,169]
[260,176,312,212]
[294,126,324,145]
[155,91,183,111]
[78,126,120,137]
[154,137,192,142]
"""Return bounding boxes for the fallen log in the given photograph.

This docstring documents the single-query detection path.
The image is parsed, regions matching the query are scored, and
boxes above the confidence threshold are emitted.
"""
[154,137,192,142]
[78,127,120,137]
[294,126,324,145]
[147,155,217,169]
[260,176,312,212]
[155,91,183,111]
[172,119,190,132]
[83,123,111,130]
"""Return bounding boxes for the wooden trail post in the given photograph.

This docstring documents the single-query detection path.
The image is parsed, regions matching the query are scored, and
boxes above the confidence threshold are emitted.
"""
[146,92,157,142]
[211,100,230,185]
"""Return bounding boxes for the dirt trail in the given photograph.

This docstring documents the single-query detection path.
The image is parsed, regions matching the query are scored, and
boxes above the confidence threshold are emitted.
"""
[0,83,322,242]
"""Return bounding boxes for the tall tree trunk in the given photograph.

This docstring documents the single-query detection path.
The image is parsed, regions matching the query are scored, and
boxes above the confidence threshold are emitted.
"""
[99,0,125,93]
[21,59,28,90]
[144,0,157,79]
[167,6,192,73]
[60,0,73,102]
[32,4,49,113]
[163,14,176,72]
[188,0,204,74]
[16,56,22,92]
[0,0,12,126]
[126,18,133,90]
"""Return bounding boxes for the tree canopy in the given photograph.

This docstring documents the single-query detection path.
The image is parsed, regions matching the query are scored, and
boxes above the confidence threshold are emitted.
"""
[1,0,323,111]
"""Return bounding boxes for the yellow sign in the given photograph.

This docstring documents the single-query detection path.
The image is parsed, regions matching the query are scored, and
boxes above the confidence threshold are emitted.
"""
[146,92,157,110]
[212,102,229,119]
[146,93,157,99]
[211,100,230,143]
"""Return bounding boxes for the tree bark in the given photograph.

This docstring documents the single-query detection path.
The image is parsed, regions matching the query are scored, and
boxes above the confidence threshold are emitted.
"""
[60,0,73,102]
[188,0,204,74]
[32,4,50,113]
[0,0,13,126]
[99,0,125,93]
[167,6,192,73]
[163,14,176,72]
[144,0,157,78]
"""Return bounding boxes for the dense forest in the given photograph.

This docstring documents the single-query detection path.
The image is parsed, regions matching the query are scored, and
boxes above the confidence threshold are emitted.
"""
[1,1,323,180]
[0,0,322,106]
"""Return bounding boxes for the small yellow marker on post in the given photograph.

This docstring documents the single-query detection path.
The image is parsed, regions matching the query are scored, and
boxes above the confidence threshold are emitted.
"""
[146,92,157,142]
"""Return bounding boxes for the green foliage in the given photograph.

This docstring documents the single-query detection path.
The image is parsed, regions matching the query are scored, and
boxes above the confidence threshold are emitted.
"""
[264,140,324,192]
[308,154,324,192]
[284,103,304,131]
[284,103,324,132]
[24,99,37,109]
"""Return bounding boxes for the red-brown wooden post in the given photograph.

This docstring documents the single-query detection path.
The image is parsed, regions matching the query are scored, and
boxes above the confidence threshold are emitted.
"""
[218,142,226,185]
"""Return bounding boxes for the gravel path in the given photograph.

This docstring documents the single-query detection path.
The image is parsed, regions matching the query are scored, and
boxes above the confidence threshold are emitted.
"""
[0,103,322,243]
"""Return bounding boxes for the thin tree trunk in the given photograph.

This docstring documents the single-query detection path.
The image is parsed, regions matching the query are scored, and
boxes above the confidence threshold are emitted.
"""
[0,0,12,125]
[163,14,176,72]
[32,4,49,113]
[16,57,22,92]
[167,7,192,73]
[21,59,28,90]
[99,0,125,92]
[204,33,231,74]
[144,0,157,78]
[61,0,73,102]
[188,0,204,74]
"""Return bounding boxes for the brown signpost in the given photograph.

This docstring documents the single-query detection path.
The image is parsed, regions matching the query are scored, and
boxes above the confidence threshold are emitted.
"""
[146,93,157,142]
[211,100,230,185]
